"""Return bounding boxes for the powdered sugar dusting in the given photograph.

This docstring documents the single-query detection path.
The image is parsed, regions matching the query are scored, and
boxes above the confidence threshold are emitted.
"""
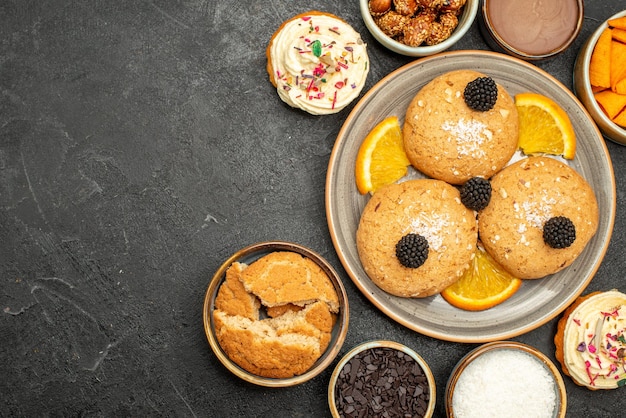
[404,213,450,251]
[441,118,489,158]
[521,195,557,228]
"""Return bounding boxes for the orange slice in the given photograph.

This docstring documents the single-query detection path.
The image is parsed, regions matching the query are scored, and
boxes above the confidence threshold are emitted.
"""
[355,116,410,194]
[515,92,576,159]
[441,244,522,311]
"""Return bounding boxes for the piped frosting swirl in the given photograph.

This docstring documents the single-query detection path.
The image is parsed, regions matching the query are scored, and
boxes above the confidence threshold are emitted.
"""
[268,12,369,115]
[562,290,626,389]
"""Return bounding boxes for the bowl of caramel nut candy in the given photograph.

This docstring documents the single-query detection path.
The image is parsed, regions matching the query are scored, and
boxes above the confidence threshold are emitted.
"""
[360,0,478,56]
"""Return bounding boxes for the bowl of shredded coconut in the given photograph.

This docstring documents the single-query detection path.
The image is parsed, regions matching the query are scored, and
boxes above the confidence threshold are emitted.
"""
[445,341,567,418]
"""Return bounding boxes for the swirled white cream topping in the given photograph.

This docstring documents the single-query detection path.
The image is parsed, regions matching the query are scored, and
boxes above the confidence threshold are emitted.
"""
[563,290,626,389]
[268,14,369,115]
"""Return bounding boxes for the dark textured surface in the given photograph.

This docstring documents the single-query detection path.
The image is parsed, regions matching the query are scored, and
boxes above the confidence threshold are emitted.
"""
[1,1,625,417]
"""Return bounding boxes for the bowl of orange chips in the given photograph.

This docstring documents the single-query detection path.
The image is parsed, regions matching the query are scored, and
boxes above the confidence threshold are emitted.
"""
[574,10,626,145]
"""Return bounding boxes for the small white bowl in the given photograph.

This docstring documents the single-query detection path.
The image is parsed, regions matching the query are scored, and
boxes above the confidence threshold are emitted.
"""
[359,0,478,57]
[573,10,626,145]
[445,341,567,418]
[328,340,436,417]
[203,241,349,387]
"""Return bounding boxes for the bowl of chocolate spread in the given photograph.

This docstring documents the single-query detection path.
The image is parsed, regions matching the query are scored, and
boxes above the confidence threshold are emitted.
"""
[479,0,583,61]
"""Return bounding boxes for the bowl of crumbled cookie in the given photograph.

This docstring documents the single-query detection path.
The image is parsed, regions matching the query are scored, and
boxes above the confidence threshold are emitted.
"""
[203,241,349,387]
[360,0,478,56]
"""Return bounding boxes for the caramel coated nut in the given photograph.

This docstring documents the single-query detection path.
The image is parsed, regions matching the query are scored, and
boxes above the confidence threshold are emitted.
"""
[417,0,446,8]
[426,12,458,45]
[375,11,410,37]
[403,14,432,46]
[369,0,392,16]
[393,0,418,16]
[440,0,467,14]
[418,9,437,23]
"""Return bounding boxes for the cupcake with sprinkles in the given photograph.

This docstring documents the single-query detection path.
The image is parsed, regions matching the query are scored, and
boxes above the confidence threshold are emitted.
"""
[266,11,369,115]
[555,290,626,390]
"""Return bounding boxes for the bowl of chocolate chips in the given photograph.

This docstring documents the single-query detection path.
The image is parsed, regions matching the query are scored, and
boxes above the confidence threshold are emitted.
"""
[328,340,436,417]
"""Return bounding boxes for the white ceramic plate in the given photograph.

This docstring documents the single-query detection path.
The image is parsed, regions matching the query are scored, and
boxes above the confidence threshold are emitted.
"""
[325,50,615,343]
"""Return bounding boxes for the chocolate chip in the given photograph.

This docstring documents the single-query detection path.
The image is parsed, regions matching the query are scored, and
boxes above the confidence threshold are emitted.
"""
[334,347,430,417]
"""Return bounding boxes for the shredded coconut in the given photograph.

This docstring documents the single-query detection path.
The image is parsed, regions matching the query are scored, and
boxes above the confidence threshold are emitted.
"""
[521,195,556,228]
[441,118,489,158]
[452,349,558,418]
[404,213,450,251]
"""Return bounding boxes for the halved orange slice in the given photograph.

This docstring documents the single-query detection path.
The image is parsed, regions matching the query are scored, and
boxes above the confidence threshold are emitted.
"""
[441,244,522,311]
[355,116,410,194]
[515,92,576,159]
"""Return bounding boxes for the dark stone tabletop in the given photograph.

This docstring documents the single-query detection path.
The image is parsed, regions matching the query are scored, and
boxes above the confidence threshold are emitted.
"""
[2,1,625,417]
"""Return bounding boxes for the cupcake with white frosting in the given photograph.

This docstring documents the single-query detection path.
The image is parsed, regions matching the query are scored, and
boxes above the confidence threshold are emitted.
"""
[266,11,369,115]
[555,289,626,390]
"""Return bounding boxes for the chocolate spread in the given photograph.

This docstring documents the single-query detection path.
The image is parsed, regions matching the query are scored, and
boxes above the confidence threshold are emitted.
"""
[487,0,580,55]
